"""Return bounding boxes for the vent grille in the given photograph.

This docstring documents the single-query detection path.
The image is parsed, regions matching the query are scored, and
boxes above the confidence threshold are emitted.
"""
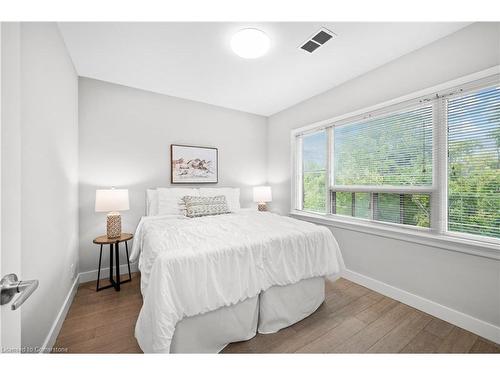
[301,40,321,53]
[300,28,336,53]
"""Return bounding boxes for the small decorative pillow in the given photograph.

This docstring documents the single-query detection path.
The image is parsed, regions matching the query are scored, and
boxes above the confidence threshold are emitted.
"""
[182,195,230,218]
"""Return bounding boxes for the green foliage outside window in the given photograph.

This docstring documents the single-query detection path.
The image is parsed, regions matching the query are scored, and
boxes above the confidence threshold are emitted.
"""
[303,172,326,213]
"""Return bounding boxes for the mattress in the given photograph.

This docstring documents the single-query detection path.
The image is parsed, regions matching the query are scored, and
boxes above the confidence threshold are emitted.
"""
[130,211,340,353]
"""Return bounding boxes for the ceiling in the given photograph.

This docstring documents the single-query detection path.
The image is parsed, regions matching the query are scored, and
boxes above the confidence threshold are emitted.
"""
[58,22,470,116]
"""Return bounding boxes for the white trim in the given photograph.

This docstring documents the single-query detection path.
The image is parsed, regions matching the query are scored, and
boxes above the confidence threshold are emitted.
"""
[290,134,303,211]
[291,65,500,137]
[39,275,79,353]
[342,269,500,345]
[331,185,434,193]
[326,127,332,212]
[290,210,500,260]
[434,97,447,233]
[78,262,139,284]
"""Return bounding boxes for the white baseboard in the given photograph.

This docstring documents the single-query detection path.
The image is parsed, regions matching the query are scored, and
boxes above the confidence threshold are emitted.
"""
[79,262,138,284]
[40,274,79,352]
[342,269,500,344]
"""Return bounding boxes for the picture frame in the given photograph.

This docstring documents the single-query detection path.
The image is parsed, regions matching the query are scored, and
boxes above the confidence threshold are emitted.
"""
[170,144,218,184]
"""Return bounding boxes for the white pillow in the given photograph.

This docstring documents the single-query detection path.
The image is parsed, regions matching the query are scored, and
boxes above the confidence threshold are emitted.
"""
[145,189,159,216]
[198,187,240,212]
[157,187,199,215]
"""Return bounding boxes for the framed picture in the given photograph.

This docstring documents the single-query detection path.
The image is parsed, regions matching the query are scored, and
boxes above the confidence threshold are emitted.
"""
[171,144,218,184]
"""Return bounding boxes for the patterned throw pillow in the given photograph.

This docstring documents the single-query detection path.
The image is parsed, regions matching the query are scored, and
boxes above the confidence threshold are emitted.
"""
[182,195,230,218]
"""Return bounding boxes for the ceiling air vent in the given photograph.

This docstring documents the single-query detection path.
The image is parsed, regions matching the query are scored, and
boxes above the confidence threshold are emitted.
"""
[301,40,321,53]
[300,28,336,53]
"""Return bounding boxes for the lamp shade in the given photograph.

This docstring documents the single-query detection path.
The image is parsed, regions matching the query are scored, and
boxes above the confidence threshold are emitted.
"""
[95,189,129,212]
[253,186,272,203]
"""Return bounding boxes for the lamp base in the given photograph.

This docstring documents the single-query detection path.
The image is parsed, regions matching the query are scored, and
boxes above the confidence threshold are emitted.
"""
[257,203,268,212]
[106,212,121,238]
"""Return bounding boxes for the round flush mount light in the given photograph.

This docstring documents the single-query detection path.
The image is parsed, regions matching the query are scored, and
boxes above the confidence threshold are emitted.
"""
[231,28,270,59]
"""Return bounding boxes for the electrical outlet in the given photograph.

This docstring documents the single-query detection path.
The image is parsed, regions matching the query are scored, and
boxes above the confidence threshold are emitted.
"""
[70,263,75,279]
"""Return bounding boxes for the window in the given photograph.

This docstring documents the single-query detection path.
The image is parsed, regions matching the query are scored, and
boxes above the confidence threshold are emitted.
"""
[302,131,327,213]
[293,73,500,243]
[447,86,500,239]
[331,105,433,228]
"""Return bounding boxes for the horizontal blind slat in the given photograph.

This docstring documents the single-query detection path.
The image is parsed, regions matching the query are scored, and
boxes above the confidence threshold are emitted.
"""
[334,105,433,187]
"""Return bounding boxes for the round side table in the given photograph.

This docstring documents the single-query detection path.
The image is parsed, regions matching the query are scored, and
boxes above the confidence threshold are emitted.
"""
[93,233,133,292]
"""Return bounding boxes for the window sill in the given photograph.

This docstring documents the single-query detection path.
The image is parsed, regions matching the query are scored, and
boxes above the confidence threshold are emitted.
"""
[289,210,500,260]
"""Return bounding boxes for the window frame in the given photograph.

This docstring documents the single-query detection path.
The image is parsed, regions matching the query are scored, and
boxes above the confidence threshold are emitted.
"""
[291,66,500,249]
[299,129,329,214]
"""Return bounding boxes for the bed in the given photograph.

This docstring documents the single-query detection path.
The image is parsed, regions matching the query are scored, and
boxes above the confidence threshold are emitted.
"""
[130,188,341,353]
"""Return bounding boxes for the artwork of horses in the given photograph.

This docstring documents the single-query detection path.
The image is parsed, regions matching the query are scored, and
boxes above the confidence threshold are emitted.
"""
[171,144,218,183]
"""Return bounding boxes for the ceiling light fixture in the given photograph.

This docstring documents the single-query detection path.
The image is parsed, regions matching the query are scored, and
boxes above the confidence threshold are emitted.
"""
[231,28,270,59]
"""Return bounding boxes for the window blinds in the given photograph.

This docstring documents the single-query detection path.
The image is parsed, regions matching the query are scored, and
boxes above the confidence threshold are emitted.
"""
[333,105,433,187]
[327,105,434,227]
[447,85,500,238]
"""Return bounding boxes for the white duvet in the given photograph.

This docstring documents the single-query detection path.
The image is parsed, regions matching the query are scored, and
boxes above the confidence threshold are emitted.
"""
[130,211,340,353]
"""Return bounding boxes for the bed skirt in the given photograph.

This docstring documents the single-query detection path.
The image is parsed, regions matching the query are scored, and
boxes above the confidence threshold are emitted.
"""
[258,276,325,334]
[169,277,325,353]
[170,295,259,353]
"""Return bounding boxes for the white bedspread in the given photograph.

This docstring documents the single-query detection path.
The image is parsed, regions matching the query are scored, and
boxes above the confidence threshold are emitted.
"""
[131,211,340,353]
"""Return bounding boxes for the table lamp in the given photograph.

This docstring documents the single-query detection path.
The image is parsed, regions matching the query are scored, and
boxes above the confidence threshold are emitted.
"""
[253,186,272,211]
[95,188,130,238]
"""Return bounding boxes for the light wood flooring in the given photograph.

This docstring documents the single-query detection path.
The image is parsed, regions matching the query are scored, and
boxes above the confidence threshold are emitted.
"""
[53,273,500,354]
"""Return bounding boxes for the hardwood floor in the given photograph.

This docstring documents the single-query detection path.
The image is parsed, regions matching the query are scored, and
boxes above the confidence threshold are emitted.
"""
[54,273,143,353]
[54,273,500,354]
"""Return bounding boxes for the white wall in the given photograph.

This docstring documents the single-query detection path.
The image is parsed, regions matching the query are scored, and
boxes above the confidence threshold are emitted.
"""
[1,22,23,349]
[267,23,500,335]
[1,23,79,350]
[78,78,267,273]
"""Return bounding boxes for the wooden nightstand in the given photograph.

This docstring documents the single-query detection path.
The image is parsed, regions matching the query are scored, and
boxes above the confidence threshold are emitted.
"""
[93,233,133,292]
